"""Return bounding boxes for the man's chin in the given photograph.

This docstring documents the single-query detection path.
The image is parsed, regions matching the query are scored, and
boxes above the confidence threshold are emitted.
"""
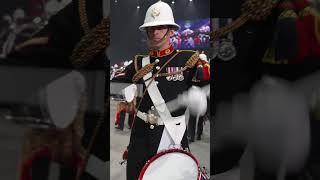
[147,41,161,50]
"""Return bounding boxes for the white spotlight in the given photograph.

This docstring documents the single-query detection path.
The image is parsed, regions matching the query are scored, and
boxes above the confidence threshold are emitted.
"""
[189,0,192,2]
[137,5,140,9]
[172,1,175,4]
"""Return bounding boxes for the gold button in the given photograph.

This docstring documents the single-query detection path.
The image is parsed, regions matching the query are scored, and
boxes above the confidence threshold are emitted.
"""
[150,125,154,129]
[156,66,160,70]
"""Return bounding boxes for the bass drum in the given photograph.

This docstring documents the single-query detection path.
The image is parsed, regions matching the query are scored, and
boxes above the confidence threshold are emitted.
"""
[138,148,205,180]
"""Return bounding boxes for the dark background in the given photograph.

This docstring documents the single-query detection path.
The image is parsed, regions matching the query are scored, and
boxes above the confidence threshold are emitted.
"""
[211,0,320,176]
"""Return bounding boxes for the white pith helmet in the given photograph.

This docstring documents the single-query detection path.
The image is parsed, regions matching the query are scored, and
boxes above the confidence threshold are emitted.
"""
[139,1,180,31]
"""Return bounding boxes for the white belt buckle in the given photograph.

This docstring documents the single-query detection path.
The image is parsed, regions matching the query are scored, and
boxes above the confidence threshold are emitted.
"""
[147,113,159,125]
[137,111,162,125]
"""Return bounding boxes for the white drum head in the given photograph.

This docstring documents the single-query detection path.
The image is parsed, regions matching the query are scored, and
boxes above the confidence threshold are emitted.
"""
[46,71,85,128]
[139,150,200,180]
[123,84,137,102]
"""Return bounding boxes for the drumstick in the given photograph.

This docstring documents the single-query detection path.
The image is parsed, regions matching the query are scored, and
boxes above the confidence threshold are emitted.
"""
[163,84,210,113]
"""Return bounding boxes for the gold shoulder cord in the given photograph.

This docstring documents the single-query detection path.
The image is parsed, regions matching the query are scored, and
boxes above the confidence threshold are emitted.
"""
[132,50,200,83]
[132,59,157,83]
[211,0,278,40]
[78,0,90,34]
[70,17,110,67]
[71,0,111,67]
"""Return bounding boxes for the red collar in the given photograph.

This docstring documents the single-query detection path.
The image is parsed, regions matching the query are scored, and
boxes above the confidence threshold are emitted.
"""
[149,44,174,57]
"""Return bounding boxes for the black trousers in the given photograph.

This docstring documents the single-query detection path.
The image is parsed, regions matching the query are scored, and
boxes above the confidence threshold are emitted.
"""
[188,114,204,139]
[128,112,134,128]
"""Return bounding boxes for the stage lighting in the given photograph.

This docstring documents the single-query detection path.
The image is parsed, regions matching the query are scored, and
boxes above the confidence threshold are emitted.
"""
[172,1,175,4]
[189,0,193,2]
[137,5,140,9]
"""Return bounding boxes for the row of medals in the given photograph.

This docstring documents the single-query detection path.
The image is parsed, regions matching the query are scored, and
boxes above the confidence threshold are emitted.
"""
[166,73,184,81]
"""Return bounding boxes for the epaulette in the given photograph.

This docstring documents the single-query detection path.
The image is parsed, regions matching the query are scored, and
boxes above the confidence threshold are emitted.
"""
[133,54,148,72]
[183,50,200,69]
[176,49,200,68]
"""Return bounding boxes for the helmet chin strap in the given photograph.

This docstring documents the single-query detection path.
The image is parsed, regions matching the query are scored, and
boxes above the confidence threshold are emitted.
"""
[147,29,170,50]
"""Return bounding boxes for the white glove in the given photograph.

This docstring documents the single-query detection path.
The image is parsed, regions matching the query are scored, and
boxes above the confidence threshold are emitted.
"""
[186,86,207,116]
[122,84,137,102]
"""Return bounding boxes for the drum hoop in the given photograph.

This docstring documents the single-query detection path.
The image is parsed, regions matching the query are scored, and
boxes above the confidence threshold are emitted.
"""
[138,148,201,180]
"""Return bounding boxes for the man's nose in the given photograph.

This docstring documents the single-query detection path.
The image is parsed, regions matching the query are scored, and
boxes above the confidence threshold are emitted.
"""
[151,29,159,35]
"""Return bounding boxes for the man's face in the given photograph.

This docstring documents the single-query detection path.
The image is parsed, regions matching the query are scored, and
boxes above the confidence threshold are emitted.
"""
[146,25,174,49]
[147,25,169,41]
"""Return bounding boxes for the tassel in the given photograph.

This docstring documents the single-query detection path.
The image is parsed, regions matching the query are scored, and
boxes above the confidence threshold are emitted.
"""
[276,9,299,60]
[262,2,296,64]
